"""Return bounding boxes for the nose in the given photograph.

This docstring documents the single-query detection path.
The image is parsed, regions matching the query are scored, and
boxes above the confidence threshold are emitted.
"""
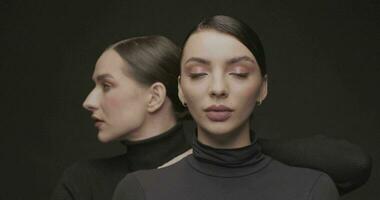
[83,89,98,112]
[208,74,229,99]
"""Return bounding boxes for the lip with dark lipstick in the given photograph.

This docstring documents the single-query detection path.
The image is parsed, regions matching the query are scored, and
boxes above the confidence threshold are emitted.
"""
[204,105,233,122]
[92,115,105,128]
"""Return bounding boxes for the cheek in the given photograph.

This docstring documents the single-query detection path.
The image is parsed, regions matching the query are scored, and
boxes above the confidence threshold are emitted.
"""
[236,85,260,98]
[102,88,142,115]
[231,82,261,107]
[102,93,126,116]
[103,95,123,111]
[181,81,207,105]
[102,89,147,131]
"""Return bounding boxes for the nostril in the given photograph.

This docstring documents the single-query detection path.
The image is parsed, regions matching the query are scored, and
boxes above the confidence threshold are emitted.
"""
[83,102,91,110]
[83,102,97,111]
[210,90,228,98]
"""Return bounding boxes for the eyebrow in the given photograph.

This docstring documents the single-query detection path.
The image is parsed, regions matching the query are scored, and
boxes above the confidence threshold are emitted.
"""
[184,57,211,65]
[226,56,256,65]
[93,74,114,82]
[184,56,256,66]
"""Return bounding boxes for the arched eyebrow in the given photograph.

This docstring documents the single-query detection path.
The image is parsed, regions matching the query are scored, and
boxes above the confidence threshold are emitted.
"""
[92,74,114,82]
[184,57,211,65]
[184,56,256,67]
[226,56,256,65]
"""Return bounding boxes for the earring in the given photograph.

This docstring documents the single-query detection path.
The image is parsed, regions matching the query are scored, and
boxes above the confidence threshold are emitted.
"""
[182,102,187,107]
[256,100,262,106]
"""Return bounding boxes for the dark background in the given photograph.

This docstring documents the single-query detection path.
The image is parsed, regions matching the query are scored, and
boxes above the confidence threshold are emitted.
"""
[1,0,379,199]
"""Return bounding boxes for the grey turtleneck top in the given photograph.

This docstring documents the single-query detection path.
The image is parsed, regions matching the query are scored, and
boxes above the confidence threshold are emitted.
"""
[113,133,339,200]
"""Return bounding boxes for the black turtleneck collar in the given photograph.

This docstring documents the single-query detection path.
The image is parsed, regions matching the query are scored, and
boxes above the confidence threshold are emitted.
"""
[187,131,272,177]
[121,122,191,171]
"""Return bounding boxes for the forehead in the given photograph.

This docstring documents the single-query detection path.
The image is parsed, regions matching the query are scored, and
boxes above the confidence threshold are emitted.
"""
[182,30,254,61]
[92,49,127,78]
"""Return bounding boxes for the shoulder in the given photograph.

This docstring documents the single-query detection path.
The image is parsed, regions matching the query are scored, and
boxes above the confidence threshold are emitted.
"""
[264,158,339,199]
[59,154,129,186]
[136,155,189,182]
[308,173,339,200]
[267,158,325,178]
[115,156,189,196]
[52,155,129,200]
[113,173,146,200]
[51,155,128,199]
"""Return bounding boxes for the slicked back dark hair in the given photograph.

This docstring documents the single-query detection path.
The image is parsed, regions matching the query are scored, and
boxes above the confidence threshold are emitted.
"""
[108,35,184,115]
[181,15,267,76]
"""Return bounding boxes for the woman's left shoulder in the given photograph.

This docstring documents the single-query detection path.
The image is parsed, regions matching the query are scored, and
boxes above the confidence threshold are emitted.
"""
[265,158,339,199]
[308,173,340,200]
[267,156,327,177]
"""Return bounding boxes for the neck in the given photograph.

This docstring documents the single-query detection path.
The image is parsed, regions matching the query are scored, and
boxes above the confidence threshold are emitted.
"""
[197,121,251,149]
[123,103,177,142]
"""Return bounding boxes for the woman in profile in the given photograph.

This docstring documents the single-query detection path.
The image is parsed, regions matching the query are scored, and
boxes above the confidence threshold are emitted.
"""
[113,16,369,200]
[52,35,370,200]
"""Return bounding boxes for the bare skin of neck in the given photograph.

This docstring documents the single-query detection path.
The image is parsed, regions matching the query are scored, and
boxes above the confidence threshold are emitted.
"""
[122,99,177,142]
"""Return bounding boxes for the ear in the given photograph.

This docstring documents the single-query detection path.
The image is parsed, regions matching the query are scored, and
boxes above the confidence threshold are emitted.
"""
[177,76,186,106]
[257,75,268,103]
[147,82,167,113]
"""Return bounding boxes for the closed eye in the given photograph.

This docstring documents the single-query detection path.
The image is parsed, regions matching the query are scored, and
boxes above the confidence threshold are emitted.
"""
[229,73,249,78]
[101,83,112,91]
[189,73,208,79]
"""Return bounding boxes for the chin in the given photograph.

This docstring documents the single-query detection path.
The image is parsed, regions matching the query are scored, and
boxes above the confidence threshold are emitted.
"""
[200,123,236,136]
[97,131,116,143]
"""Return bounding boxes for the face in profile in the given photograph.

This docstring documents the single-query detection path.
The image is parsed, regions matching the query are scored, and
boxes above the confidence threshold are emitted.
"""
[179,30,267,137]
[83,49,149,143]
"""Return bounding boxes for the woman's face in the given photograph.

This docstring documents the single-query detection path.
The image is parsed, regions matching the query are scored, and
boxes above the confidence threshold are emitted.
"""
[83,49,149,143]
[179,30,267,137]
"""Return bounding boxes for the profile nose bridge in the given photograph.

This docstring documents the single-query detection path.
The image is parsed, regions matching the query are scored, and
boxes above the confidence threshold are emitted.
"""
[84,88,99,110]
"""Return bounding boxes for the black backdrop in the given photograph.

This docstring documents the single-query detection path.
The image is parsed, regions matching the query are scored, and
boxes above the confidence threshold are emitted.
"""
[1,0,379,199]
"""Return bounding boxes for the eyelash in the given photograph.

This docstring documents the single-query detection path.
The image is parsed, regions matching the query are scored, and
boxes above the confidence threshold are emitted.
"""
[230,73,249,78]
[188,72,249,79]
[189,73,207,79]
[101,83,112,91]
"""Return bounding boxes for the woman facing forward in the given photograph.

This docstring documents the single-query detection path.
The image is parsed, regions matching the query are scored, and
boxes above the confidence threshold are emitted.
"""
[113,16,356,200]
[52,34,370,200]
